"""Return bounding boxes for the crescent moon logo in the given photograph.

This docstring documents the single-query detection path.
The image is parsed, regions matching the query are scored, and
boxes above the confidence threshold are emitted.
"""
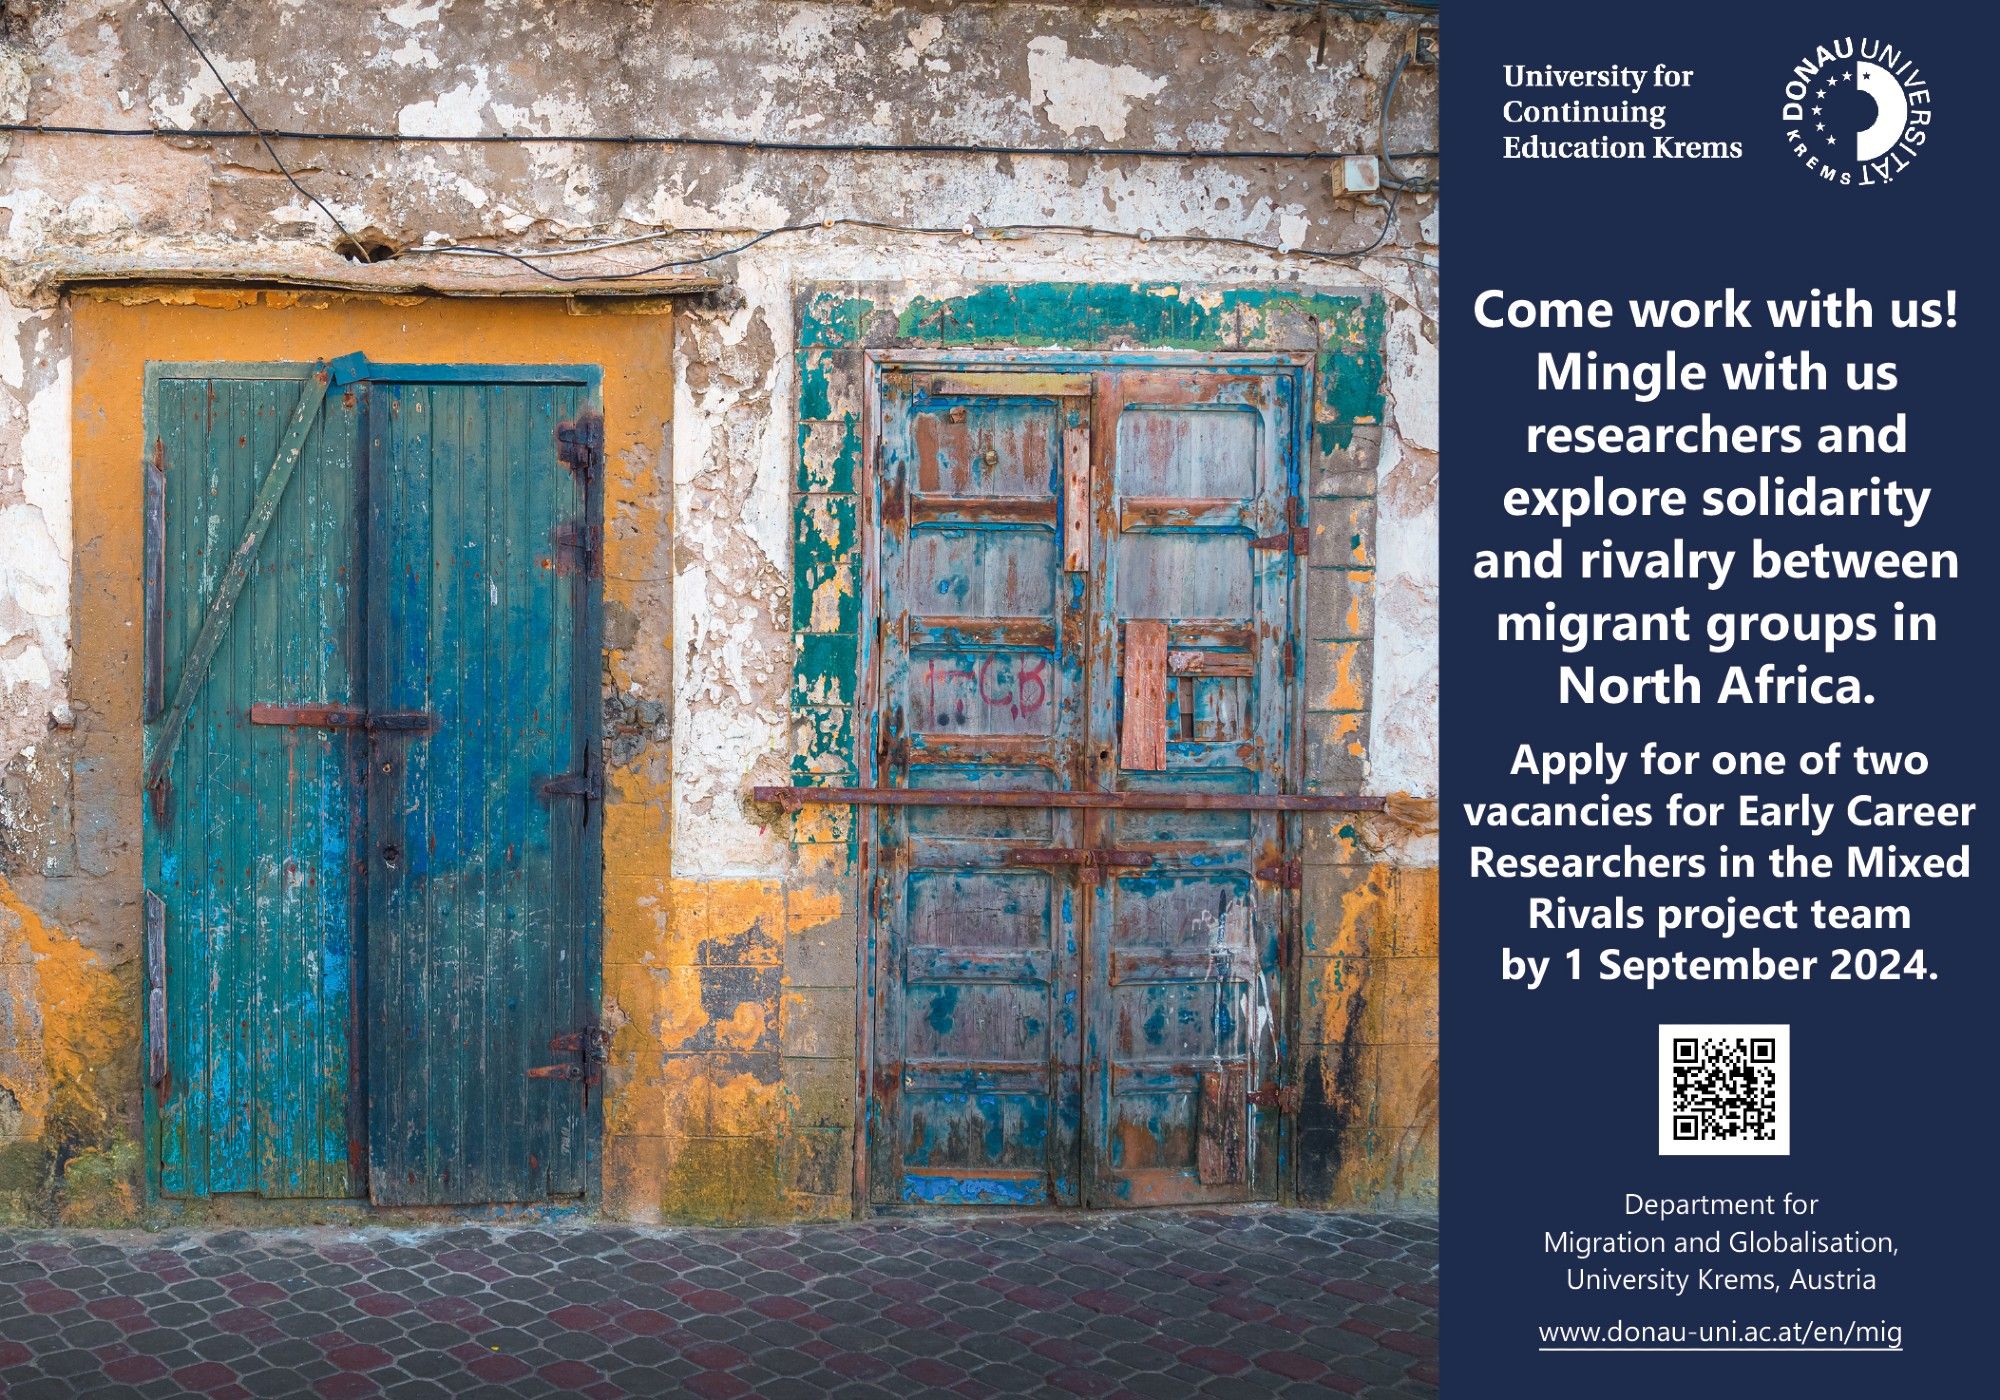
[1853,61,1909,163]
[1780,37,1932,187]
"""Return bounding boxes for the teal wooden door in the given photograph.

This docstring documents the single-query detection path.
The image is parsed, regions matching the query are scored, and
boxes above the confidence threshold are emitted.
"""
[1085,367,1297,1206]
[146,363,368,1198]
[867,358,1302,1209]
[363,369,602,1206]
[869,369,1091,1208]
[143,360,602,1203]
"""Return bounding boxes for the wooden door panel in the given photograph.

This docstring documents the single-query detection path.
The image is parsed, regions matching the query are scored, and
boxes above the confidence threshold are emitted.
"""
[872,374,1087,1208]
[364,372,599,1206]
[1086,368,1298,1207]
[146,364,366,1200]
[868,358,1300,1211]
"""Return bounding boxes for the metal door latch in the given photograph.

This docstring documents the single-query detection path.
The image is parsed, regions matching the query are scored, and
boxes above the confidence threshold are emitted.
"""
[1246,1082,1300,1113]
[527,1026,609,1085]
[539,760,603,824]
[1255,858,1303,889]
[1004,847,1156,871]
[1250,498,1309,554]
[251,703,437,732]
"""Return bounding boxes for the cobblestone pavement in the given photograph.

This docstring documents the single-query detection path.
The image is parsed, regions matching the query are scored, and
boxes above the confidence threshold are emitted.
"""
[0,1209,1438,1398]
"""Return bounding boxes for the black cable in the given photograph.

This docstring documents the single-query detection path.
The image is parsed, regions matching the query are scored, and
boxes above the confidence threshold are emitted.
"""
[404,201,1408,283]
[152,0,358,247]
[1380,48,1436,192]
[0,119,1437,165]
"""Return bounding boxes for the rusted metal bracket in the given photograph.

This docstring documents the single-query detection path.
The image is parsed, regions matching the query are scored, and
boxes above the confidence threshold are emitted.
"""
[539,766,602,802]
[1005,847,1155,871]
[556,411,604,484]
[1255,858,1303,890]
[250,703,437,732]
[754,786,1387,813]
[1250,498,1309,554]
[540,760,603,827]
[528,1025,609,1085]
[1246,1082,1301,1114]
[551,519,601,577]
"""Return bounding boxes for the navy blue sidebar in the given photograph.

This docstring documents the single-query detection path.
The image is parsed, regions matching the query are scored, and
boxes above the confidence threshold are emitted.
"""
[1446,4,1993,1394]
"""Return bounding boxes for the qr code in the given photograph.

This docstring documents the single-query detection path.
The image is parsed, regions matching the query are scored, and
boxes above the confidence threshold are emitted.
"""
[1657,1024,1790,1156]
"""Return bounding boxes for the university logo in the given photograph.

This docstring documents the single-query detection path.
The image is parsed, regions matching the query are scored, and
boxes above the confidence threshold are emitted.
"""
[1780,38,1931,186]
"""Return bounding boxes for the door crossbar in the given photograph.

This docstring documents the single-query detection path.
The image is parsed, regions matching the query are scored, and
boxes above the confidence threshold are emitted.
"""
[755,785,1384,812]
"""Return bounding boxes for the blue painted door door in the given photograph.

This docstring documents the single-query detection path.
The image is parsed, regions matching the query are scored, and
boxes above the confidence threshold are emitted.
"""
[363,368,603,1206]
[143,361,602,1203]
[145,363,368,1198]
[869,360,1301,1209]
[1086,367,1298,1206]
[871,369,1091,1207]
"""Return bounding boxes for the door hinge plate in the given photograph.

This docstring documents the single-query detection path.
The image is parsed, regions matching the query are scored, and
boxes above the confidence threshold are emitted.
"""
[1255,858,1303,890]
[529,1025,608,1084]
[551,520,601,578]
[1251,499,1308,554]
[539,767,602,801]
[556,412,604,483]
[1247,1082,1300,1114]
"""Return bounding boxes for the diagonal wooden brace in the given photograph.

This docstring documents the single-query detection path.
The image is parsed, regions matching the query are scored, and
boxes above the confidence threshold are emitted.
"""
[143,362,335,799]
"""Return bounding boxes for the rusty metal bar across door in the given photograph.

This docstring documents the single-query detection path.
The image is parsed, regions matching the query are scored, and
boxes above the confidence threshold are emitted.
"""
[752,785,1386,812]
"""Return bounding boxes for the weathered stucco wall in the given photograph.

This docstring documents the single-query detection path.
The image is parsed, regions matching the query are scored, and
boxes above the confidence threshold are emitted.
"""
[0,0,1437,1224]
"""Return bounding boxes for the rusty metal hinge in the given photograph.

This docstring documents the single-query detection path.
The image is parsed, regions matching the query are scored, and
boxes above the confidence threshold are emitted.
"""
[1250,498,1308,554]
[539,762,602,804]
[552,520,601,578]
[1247,1082,1300,1114]
[528,1025,608,1085]
[1255,858,1303,890]
[556,412,604,484]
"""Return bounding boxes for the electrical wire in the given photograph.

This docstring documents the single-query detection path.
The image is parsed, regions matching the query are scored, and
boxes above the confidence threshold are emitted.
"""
[403,199,1407,282]
[1379,49,1435,192]
[152,0,359,247]
[0,119,1437,166]
[55,1,1423,276]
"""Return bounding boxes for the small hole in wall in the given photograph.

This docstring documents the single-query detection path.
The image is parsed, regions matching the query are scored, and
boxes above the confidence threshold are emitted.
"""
[334,232,404,264]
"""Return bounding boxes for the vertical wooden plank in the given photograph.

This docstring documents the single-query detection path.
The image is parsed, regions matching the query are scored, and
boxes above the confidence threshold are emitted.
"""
[251,375,289,1196]
[363,381,400,1203]
[539,380,582,1196]
[494,381,533,1196]
[1197,1066,1247,1185]
[1062,414,1090,573]
[367,378,440,1203]
[1120,619,1168,771]
[208,378,257,1194]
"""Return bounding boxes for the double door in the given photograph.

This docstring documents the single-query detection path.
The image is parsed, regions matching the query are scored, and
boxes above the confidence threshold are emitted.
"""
[143,357,602,1204]
[869,357,1304,1207]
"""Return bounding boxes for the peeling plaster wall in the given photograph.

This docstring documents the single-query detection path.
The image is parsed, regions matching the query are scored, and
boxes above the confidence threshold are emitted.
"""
[0,0,1438,1223]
